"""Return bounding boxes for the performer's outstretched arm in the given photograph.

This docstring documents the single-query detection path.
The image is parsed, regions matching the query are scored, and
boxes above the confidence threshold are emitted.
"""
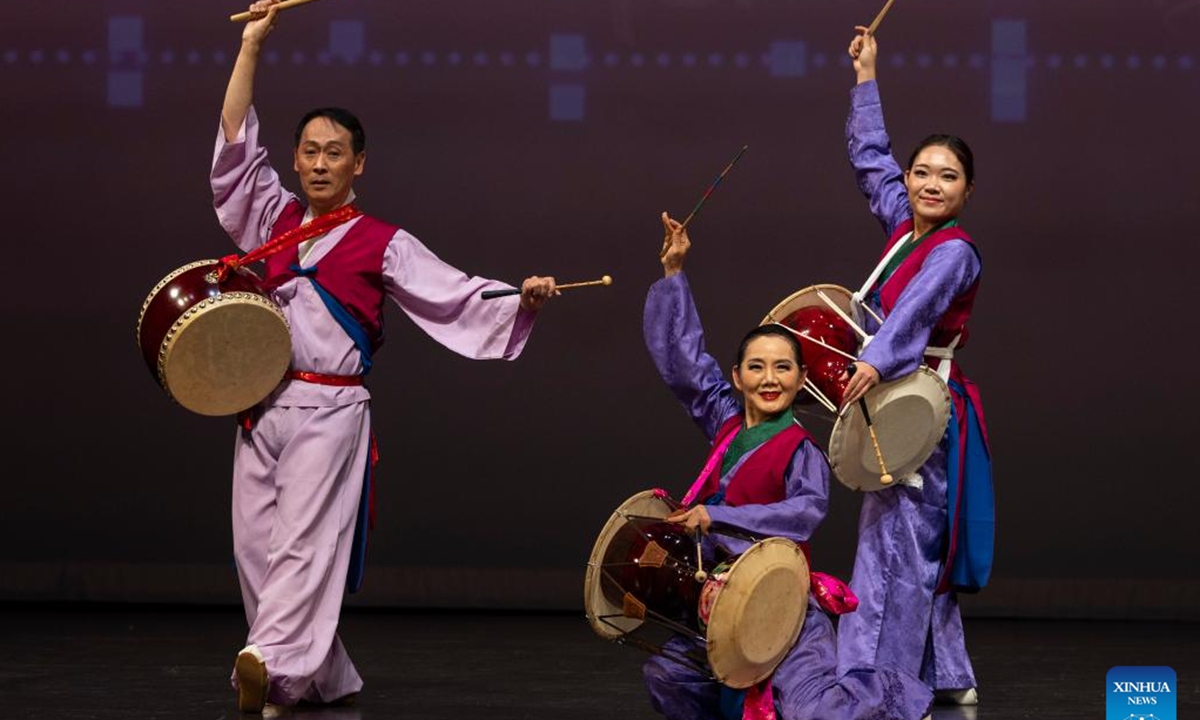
[222,1,280,141]
[845,28,911,238]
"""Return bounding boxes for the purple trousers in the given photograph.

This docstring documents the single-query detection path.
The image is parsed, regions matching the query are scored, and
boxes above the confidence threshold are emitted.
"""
[230,402,370,705]
[644,599,933,720]
[835,442,977,691]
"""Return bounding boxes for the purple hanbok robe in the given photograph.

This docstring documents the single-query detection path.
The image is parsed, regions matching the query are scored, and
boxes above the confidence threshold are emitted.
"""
[211,107,536,705]
[835,80,981,692]
[643,273,932,720]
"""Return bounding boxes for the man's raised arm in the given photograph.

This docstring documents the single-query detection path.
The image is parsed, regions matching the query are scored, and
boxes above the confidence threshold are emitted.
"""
[222,1,280,140]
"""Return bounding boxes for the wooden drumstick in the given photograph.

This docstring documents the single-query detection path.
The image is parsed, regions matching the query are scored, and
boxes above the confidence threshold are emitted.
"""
[693,527,708,583]
[846,364,894,485]
[866,0,897,35]
[557,275,614,291]
[230,0,325,22]
[479,275,612,300]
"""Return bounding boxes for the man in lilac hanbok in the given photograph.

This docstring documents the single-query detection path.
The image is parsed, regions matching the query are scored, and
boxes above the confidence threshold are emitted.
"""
[835,28,995,706]
[211,2,558,712]
[642,213,932,720]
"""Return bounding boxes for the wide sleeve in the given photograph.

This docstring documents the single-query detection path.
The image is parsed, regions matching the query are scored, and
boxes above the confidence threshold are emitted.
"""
[382,230,536,360]
[644,272,743,442]
[859,240,981,380]
[705,439,830,543]
[210,105,295,252]
[847,80,912,238]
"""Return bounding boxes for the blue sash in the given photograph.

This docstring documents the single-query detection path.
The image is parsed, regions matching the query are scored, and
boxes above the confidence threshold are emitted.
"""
[945,379,994,592]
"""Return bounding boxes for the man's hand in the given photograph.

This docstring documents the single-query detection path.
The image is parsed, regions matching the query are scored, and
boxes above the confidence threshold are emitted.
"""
[667,506,712,535]
[242,1,281,46]
[519,276,558,311]
[848,26,878,84]
[659,212,691,278]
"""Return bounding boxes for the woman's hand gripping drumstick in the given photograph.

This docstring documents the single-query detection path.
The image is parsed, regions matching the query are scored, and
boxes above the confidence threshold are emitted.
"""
[843,363,894,486]
[667,506,712,581]
[230,0,326,22]
[849,26,880,85]
[660,212,691,278]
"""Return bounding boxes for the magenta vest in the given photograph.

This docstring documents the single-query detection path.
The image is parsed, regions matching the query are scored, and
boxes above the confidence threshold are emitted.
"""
[876,218,980,351]
[263,199,399,352]
[692,415,813,508]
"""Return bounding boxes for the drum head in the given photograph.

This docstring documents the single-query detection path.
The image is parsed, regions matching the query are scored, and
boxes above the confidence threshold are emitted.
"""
[584,490,675,640]
[761,284,855,327]
[160,294,291,416]
[705,537,809,689]
[829,365,952,492]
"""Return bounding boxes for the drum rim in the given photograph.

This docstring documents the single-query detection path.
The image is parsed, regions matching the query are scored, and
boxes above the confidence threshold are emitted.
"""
[136,259,221,346]
[828,365,953,492]
[583,489,674,640]
[760,283,855,327]
[705,537,809,688]
[157,290,291,416]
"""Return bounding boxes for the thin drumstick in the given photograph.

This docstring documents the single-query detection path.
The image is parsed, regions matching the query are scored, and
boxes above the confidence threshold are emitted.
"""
[230,0,325,22]
[866,0,897,35]
[680,145,748,231]
[693,528,708,583]
[816,290,869,339]
[846,365,894,485]
[479,275,612,300]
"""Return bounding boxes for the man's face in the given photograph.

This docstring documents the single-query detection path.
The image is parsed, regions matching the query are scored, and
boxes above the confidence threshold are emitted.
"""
[293,117,364,214]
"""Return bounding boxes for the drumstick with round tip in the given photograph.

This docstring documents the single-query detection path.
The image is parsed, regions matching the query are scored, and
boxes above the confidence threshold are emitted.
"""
[866,0,897,35]
[693,527,708,583]
[230,0,326,22]
[846,364,894,486]
[479,275,612,300]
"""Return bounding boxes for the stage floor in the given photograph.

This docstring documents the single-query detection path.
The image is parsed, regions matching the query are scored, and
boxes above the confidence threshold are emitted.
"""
[1,605,1196,719]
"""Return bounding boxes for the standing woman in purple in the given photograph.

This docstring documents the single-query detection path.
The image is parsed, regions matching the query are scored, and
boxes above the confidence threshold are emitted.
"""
[834,25,995,705]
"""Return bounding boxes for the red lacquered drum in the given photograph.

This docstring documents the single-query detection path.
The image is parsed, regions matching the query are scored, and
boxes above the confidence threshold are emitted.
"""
[584,490,809,688]
[136,259,291,416]
[762,284,858,408]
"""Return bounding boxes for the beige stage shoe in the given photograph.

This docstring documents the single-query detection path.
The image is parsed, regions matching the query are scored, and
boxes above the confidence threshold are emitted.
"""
[935,687,979,705]
[235,644,270,713]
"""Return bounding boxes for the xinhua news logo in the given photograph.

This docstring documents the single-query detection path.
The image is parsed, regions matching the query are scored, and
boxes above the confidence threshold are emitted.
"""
[1107,666,1176,720]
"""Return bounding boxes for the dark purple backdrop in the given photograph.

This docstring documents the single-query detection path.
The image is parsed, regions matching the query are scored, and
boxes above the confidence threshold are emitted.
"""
[3,0,1198,615]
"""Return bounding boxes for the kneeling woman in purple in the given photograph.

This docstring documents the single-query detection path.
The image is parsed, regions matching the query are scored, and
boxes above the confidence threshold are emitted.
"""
[835,25,994,706]
[642,212,932,720]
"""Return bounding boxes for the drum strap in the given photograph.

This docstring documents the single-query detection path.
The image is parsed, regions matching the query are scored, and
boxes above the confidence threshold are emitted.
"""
[681,424,740,506]
[216,203,364,281]
[925,333,961,382]
[852,222,964,379]
[854,231,912,308]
